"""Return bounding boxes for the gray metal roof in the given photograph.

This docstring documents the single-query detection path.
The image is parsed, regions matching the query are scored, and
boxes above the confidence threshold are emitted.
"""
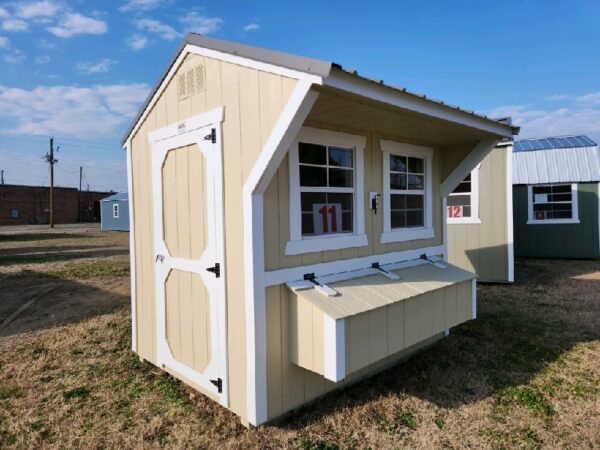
[514,135,597,152]
[101,192,128,202]
[122,33,518,145]
[513,136,600,184]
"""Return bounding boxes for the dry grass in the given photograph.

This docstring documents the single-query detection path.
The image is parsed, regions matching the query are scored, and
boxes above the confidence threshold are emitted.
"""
[0,229,599,449]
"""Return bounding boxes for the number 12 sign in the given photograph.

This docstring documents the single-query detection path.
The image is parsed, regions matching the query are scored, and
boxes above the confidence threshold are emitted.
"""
[447,205,464,218]
[313,203,343,234]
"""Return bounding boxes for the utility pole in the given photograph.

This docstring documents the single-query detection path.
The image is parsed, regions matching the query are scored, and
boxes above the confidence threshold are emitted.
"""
[78,166,82,222]
[1,170,4,185]
[45,137,58,228]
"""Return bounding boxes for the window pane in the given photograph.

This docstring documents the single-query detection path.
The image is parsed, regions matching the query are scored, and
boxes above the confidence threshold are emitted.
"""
[391,194,406,210]
[390,173,407,190]
[448,195,470,207]
[406,194,423,209]
[408,157,424,174]
[532,186,551,195]
[407,174,424,190]
[301,192,326,212]
[328,147,353,168]
[406,210,424,227]
[341,212,353,232]
[299,143,326,165]
[453,181,471,193]
[301,213,314,235]
[329,168,353,187]
[390,155,407,172]
[552,184,571,193]
[300,165,327,186]
[549,193,571,202]
[391,210,406,228]
[328,192,353,211]
[462,205,471,217]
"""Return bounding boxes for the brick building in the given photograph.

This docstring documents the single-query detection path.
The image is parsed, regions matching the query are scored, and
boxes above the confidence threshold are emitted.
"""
[0,184,113,226]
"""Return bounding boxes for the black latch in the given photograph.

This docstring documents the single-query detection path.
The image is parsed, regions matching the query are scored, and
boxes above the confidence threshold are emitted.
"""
[206,263,220,278]
[210,377,223,393]
[371,262,380,269]
[204,128,216,143]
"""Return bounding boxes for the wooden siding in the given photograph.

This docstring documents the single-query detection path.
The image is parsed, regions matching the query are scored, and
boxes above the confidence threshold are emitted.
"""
[448,146,511,282]
[288,279,472,379]
[129,51,298,421]
[266,284,451,420]
[263,128,443,271]
[513,182,600,258]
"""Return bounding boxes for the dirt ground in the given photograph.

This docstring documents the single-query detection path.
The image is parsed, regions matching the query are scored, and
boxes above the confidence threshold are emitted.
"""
[0,228,599,449]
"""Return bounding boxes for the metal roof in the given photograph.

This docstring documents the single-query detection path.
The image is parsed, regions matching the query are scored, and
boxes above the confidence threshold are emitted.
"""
[512,136,600,184]
[122,33,517,145]
[514,135,596,152]
[101,192,128,202]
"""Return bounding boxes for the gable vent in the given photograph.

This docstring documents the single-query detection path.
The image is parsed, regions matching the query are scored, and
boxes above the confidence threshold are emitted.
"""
[177,64,205,100]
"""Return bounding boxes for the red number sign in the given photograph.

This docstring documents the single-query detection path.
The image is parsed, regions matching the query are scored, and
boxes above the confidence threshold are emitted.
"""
[447,205,463,218]
[313,203,342,234]
[318,205,338,232]
[535,211,545,220]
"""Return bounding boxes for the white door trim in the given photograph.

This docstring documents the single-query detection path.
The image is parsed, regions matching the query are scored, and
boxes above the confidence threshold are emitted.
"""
[149,110,228,407]
[125,140,137,352]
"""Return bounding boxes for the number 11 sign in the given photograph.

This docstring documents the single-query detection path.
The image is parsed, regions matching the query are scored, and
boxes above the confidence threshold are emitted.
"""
[313,203,343,234]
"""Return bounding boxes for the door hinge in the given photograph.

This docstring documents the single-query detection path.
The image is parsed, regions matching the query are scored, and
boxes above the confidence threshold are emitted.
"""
[210,377,223,393]
[206,262,220,278]
[204,128,216,143]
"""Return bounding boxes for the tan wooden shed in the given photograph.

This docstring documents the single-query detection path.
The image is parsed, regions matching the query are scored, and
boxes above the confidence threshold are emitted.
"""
[122,34,519,426]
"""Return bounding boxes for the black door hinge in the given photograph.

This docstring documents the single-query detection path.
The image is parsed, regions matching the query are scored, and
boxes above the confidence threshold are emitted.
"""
[206,262,220,278]
[204,128,216,143]
[210,377,223,393]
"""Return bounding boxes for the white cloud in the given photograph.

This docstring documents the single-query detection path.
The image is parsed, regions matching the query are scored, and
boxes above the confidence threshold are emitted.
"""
[120,0,170,12]
[179,12,222,35]
[47,12,107,38]
[243,23,260,31]
[488,101,600,139]
[0,36,9,48]
[15,0,61,20]
[127,34,147,50]
[577,92,600,105]
[0,82,150,138]
[35,55,50,64]
[2,18,28,32]
[3,49,25,64]
[134,18,178,40]
[77,58,117,74]
[0,8,9,19]
[546,94,569,101]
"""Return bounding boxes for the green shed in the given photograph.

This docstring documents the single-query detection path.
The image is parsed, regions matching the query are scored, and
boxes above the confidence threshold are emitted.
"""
[512,136,600,259]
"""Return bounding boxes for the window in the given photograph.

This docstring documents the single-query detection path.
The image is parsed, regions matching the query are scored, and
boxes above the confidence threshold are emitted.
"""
[10,209,19,218]
[381,140,434,243]
[286,127,367,255]
[112,203,119,219]
[527,184,579,224]
[447,166,480,224]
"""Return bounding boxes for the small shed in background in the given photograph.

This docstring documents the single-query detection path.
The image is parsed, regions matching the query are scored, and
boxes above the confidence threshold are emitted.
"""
[512,135,600,259]
[100,192,129,231]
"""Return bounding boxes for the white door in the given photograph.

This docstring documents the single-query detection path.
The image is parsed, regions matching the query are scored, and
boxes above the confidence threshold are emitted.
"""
[151,119,228,406]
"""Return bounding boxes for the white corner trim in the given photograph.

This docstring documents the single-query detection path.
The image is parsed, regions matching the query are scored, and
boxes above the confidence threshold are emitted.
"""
[441,139,499,197]
[506,145,514,283]
[442,196,448,262]
[324,70,514,138]
[287,126,367,254]
[242,78,318,427]
[285,234,368,255]
[323,316,345,382]
[264,244,446,287]
[380,139,434,243]
[447,164,480,224]
[471,278,477,319]
[148,106,224,143]
[125,141,137,353]
[380,227,434,244]
[526,183,579,225]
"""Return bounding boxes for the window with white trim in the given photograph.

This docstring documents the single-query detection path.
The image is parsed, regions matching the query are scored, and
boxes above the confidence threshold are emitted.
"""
[527,184,579,224]
[286,127,367,255]
[447,165,480,224]
[380,140,434,243]
[112,203,119,219]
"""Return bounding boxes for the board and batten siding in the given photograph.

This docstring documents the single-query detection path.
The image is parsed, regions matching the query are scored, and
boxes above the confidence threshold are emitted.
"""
[263,128,444,271]
[513,182,600,258]
[447,146,510,282]
[128,51,298,421]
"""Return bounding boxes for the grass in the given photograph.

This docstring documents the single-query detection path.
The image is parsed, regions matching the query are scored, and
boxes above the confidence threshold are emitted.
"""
[0,229,599,449]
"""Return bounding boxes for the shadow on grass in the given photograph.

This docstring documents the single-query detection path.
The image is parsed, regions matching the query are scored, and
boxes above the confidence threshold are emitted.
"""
[0,248,129,266]
[275,258,600,430]
[0,233,90,243]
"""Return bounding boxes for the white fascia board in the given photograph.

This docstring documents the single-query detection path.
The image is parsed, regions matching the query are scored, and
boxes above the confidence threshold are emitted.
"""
[324,71,514,139]
[441,139,499,197]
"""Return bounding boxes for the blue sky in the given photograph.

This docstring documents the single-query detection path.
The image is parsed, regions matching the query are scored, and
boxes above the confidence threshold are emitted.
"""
[0,0,599,191]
